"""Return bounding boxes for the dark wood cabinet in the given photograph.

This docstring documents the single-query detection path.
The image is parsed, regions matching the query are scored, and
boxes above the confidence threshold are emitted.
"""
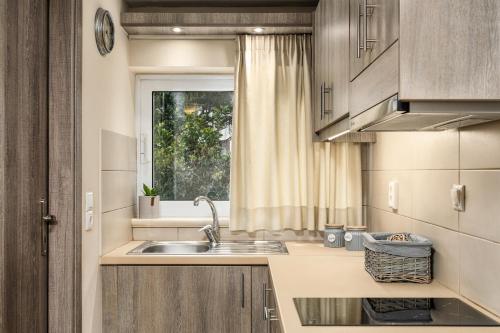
[102,266,252,333]
[102,265,284,333]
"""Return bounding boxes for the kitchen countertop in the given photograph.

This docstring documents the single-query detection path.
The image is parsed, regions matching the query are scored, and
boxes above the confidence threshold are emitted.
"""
[268,247,500,333]
[101,241,500,332]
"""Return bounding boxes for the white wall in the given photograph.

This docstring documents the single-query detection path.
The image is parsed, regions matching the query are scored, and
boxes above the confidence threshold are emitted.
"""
[129,39,236,73]
[82,12,238,332]
[82,1,135,332]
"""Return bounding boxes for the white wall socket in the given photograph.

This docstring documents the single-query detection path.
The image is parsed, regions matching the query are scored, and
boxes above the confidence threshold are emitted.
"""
[451,184,465,211]
[388,180,399,210]
[85,192,94,231]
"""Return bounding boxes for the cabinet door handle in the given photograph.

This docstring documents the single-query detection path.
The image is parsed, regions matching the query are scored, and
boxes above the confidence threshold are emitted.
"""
[363,0,368,52]
[357,2,362,58]
[320,82,324,120]
[363,0,377,51]
[320,82,333,119]
[241,273,245,308]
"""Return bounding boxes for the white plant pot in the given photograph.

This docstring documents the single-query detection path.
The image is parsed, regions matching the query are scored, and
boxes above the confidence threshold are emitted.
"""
[139,195,160,219]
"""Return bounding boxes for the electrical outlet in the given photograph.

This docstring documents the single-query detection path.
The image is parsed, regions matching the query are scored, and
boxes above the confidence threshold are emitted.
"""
[85,192,94,231]
[451,184,465,211]
[388,180,399,210]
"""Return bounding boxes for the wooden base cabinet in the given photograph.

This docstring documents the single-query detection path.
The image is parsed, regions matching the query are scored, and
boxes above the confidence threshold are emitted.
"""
[102,266,251,333]
[102,265,281,333]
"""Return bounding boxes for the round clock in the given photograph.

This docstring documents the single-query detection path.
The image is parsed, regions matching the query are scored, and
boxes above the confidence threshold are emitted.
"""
[94,8,115,56]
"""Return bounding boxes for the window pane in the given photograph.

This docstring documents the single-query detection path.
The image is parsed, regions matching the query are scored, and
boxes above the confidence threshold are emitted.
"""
[152,91,233,201]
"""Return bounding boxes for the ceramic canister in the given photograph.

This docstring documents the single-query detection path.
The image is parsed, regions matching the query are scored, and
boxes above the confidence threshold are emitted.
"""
[323,224,345,248]
[344,226,368,251]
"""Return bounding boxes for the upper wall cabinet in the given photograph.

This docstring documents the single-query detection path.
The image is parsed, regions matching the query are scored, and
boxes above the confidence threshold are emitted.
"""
[399,0,500,100]
[313,0,350,135]
[349,0,399,81]
[349,0,500,132]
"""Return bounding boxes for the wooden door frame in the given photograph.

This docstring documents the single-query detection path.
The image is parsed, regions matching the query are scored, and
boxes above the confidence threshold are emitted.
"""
[48,0,82,332]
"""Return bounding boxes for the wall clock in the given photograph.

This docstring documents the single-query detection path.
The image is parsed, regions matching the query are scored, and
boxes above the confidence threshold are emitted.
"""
[95,8,115,56]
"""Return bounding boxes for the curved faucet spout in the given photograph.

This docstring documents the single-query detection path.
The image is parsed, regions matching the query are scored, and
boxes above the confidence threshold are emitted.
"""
[193,196,220,244]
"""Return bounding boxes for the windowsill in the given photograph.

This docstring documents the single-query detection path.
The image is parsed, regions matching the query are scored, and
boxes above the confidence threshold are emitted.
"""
[131,217,230,228]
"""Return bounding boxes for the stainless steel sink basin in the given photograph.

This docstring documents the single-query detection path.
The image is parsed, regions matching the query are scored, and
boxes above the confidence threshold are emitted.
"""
[128,240,288,255]
[140,243,210,254]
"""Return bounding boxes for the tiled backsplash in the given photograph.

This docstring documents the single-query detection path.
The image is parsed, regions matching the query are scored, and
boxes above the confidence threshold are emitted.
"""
[132,225,323,242]
[363,120,500,316]
[101,130,136,254]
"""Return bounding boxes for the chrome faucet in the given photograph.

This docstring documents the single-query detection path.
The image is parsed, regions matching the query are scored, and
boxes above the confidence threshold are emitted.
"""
[193,196,220,245]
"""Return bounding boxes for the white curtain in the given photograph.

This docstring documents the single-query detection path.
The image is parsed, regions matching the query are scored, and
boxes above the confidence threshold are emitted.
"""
[230,35,362,232]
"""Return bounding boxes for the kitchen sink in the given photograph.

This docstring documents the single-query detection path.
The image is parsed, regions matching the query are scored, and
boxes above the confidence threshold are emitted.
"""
[128,240,288,255]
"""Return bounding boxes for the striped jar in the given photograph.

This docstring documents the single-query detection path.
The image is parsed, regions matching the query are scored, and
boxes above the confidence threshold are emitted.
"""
[323,224,345,248]
[344,226,367,251]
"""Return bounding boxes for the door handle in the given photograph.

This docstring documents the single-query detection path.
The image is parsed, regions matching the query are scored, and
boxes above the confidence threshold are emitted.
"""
[40,198,57,256]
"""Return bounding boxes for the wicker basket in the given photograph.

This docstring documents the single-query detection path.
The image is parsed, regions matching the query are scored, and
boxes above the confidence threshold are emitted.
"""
[363,232,433,284]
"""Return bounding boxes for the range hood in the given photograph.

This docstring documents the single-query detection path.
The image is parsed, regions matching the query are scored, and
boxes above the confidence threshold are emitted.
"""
[350,95,500,132]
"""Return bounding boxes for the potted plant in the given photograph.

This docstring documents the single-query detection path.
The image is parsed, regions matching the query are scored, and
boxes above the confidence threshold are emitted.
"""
[138,184,160,219]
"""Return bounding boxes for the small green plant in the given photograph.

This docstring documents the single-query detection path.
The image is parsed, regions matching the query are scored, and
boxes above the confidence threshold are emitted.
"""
[142,184,158,197]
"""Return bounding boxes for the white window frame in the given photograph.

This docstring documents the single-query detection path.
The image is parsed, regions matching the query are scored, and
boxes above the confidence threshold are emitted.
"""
[136,74,234,218]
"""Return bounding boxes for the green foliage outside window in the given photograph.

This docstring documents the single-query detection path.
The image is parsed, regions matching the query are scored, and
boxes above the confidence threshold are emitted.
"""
[152,91,233,201]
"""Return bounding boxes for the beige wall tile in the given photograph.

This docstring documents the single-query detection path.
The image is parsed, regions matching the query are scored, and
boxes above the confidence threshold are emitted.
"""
[365,171,412,217]
[219,228,264,241]
[412,170,459,230]
[263,230,323,241]
[101,170,136,213]
[177,227,264,241]
[460,170,500,243]
[101,129,136,171]
[366,207,413,233]
[367,132,415,170]
[413,220,460,292]
[459,234,500,316]
[132,228,178,241]
[101,206,134,255]
[460,120,500,169]
[412,130,459,170]
[178,227,206,241]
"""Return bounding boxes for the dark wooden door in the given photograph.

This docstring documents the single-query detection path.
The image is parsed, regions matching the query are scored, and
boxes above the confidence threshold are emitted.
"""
[0,0,49,332]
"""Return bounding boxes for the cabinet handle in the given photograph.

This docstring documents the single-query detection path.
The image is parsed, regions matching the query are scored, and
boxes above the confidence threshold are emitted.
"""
[321,82,333,119]
[320,82,324,120]
[363,0,377,52]
[263,283,272,319]
[357,3,362,58]
[241,273,245,308]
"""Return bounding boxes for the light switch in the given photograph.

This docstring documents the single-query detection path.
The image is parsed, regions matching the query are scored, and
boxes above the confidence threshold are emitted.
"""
[85,192,94,211]
[388,180,399,210]
[85,192,94,231]
[450,184,465,211]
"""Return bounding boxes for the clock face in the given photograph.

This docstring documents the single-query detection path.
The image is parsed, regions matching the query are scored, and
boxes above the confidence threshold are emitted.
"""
[95,8,114,56]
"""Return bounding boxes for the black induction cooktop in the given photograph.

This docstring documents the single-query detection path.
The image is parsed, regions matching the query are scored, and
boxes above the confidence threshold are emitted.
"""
[293,298,499,326]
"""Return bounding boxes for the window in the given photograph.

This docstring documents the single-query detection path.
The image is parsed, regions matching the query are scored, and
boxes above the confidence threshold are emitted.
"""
[137,75,234,217]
